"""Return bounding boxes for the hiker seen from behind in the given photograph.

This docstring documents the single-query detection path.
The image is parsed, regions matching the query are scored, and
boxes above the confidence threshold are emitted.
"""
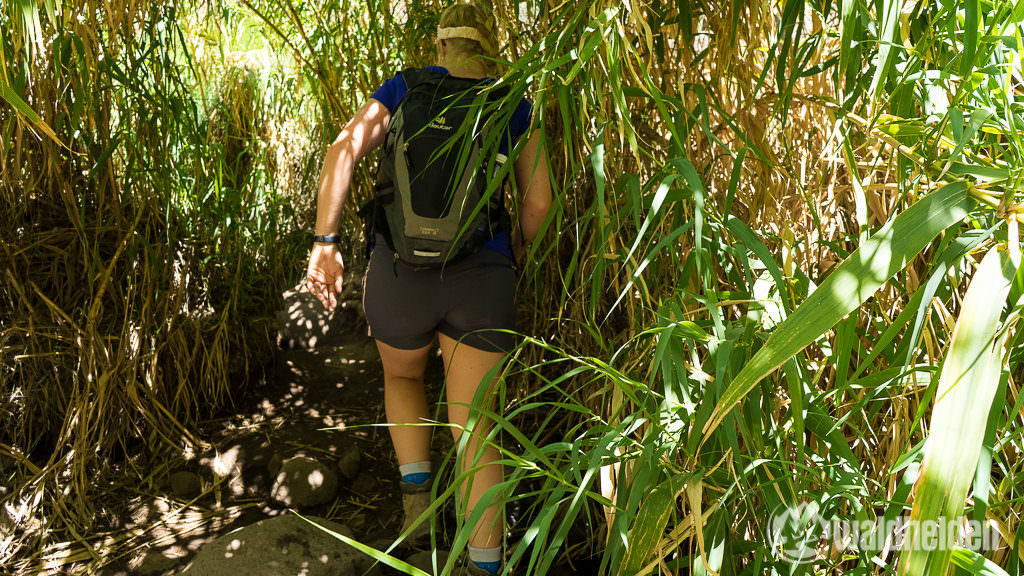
[304,1,552,574]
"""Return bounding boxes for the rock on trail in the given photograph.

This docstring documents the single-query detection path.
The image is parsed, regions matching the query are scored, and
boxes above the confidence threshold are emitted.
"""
[178,514,371,576]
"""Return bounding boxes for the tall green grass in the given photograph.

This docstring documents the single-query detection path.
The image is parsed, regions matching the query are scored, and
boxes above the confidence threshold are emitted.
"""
[2,0,1023,574]
[1,0,314,570]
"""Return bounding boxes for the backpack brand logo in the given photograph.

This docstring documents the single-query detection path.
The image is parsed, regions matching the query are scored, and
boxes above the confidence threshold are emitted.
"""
[427,115,452,131]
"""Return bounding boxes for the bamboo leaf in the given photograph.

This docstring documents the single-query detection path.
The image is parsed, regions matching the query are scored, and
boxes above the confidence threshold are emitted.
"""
[949,547,1011,576]
[298,514,429,576]
[617,473,696,576]
[949,108,993,165]
[868,0,902,98]
[0,82,65,148]
[897,248,1017,576]
[961,0,980,81]
[701,182,972,440]
[563,7,618,84]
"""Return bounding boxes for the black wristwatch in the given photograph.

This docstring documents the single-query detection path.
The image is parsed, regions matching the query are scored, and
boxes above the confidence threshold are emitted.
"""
[313,235,342,244]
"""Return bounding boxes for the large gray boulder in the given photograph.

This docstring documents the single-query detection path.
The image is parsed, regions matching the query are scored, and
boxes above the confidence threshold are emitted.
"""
[178,515,365,575]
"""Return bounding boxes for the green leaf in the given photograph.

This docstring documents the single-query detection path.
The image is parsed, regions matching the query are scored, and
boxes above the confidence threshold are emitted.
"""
[1,82,43,125]
[693,511,726,576]
[0,82,65,148]
[897,248,1017,576]
[949,547,1011,576]
[961,0,979,81]
[949,108,993,165]
[701,182,972,440]
[297,514,429,576]
[868,0,902,98]
[563,7,619,84]
[617,473,696,576]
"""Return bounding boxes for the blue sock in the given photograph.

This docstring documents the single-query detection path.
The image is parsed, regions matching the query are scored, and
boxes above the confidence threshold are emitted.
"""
[402,472,430,485]
[399,461,431,486]
[471,560,500,574]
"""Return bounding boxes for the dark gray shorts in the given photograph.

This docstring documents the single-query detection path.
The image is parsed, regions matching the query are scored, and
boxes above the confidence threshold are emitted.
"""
[362,236,517,353]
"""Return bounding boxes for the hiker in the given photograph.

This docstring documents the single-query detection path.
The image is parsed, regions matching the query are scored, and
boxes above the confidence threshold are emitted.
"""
[304,1,551,574]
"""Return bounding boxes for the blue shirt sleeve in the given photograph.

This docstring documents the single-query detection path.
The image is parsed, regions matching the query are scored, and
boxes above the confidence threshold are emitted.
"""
[370,72,407,113]
[509,97,533,143]
[498,97,532,156]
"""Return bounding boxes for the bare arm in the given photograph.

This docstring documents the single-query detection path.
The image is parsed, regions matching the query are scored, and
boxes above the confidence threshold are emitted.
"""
[512,129,552,258]
[314,99,391,237]
[307,99,391,309]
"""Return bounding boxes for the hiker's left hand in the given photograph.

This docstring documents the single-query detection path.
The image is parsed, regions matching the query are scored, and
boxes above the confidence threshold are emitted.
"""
[306,244,345,310]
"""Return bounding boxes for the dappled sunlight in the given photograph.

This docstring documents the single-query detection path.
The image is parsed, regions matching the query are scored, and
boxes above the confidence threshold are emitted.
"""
[33,498,249,574]
[307,469,326,489]
[204,445,241,478]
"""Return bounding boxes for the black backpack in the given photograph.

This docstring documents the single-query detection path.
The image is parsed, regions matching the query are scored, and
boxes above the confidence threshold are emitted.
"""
[367,68,511,267]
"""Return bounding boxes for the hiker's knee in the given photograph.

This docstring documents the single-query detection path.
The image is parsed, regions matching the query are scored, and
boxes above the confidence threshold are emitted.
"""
[376,339,430,382]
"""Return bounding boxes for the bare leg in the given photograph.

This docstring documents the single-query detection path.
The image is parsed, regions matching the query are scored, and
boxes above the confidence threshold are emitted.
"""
[376,340,432,466]
[438,333,505,550]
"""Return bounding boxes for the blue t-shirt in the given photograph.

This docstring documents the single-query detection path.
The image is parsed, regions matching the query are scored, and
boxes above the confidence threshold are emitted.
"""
[370,66,533,257]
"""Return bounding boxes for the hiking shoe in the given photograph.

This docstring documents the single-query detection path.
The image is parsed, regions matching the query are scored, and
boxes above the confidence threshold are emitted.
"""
[400,482,432,547]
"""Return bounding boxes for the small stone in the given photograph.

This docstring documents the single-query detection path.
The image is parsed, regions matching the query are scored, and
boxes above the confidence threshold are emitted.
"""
[169,471,202,499]
[336,445,361,480]
[351,472,376,495]
[268,452,284,478]
[271,456,338,508]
